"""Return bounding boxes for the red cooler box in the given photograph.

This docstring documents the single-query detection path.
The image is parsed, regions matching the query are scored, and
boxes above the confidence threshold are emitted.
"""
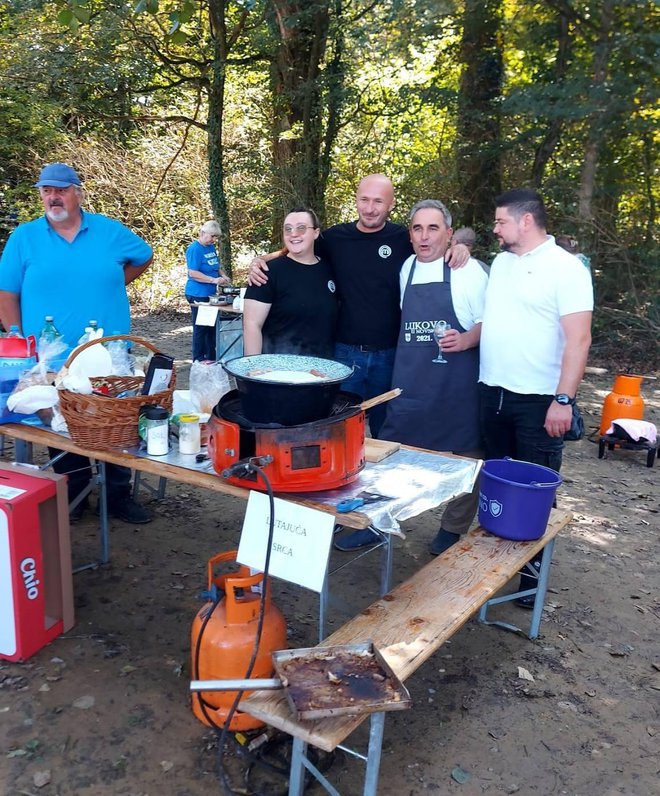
[0,463,74,661]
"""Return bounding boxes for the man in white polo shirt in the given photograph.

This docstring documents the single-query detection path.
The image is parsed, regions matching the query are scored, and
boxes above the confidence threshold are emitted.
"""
[479,188,593,604]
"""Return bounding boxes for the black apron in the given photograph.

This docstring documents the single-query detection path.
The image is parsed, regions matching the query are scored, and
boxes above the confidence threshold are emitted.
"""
[379,258,481,451]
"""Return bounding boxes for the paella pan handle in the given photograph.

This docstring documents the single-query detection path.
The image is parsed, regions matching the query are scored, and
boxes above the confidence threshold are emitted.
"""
[359,387,402,412]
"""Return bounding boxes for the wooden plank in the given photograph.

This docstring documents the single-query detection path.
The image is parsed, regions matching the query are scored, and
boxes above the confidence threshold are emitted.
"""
[365,438,400,462]
[243,509,573,752]
[0,424,372,530]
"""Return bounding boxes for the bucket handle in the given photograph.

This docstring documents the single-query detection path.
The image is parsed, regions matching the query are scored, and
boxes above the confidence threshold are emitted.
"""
[529,480,559,488]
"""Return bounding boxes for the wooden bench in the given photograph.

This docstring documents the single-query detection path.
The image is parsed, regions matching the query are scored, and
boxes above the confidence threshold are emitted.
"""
[243,508,573,796]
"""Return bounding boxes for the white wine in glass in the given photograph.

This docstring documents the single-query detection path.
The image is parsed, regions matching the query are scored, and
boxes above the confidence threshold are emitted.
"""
[432,321,450,363]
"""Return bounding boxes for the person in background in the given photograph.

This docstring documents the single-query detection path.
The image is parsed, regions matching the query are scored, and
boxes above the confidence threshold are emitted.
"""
[451,226,490,275]
[0,162,154,524]
[480,189,593,606]
[335,200,488,551]
[248,174,470,437]
[555,235,591,272]
[243,208,337,358]
[185,220,231,361]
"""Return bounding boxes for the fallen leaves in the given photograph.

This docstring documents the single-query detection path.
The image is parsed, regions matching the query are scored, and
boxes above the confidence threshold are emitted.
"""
[450,766,471,784]
[72,695,95,710]
[33,769,51,788]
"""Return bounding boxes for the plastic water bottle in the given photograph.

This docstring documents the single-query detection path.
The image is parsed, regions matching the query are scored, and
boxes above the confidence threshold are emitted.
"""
[88,319,98,332]
[77,326,93,346]
[107,332,132,375]
[6,325,23,338]
[40,316,62,344]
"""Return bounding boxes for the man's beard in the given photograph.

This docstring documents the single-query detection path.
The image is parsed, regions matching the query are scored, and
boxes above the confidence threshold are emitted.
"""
[46,207,69,223]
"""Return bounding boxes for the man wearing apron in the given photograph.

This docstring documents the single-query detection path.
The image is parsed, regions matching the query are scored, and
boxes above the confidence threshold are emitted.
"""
[335,200,488,553]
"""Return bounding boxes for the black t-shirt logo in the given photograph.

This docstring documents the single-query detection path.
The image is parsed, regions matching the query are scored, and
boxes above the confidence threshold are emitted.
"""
[328,280,336,293]
[378,245,392,259]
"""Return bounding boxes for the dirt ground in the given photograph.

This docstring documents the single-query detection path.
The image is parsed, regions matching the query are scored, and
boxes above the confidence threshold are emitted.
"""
[1,310,659,796]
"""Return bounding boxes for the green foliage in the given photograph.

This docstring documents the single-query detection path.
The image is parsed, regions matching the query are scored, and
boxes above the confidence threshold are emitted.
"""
[0,0,656,365]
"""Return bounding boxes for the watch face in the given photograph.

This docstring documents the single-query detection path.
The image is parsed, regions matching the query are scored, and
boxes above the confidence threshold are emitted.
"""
[555,394,571,405]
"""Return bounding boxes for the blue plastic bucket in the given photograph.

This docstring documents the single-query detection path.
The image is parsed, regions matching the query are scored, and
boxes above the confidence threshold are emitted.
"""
[478,458,562,541]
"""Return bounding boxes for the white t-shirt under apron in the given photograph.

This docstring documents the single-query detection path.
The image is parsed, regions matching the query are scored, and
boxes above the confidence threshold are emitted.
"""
[398,255,488,331]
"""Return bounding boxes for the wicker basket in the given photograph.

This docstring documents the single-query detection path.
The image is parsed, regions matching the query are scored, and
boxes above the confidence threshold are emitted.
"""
[58,335,176,451]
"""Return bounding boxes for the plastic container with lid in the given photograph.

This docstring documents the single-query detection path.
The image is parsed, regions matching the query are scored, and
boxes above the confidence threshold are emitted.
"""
[599,375,645,435]
[140,405,170,456]
[179,413,201,455]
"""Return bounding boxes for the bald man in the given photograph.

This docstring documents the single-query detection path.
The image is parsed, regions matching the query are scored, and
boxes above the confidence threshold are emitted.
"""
[249,174,468,436]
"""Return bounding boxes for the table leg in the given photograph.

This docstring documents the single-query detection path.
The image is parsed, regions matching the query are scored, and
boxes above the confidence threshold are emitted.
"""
[319,566,330,643]
[289,736,343,796]
[363,712,386,796]
[14,439,33,464]
[378,528,393,596]
[96,461,110,565]
[133,471,168,500]
[529,538,555,639]
[288,737,306,796]
[478,537,556,639]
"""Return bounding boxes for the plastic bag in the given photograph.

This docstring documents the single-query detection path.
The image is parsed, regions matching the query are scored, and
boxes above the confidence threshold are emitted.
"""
[36,335,68,379]
[189,361,232,414]
[4,356,59,425]
[107,338,136,376]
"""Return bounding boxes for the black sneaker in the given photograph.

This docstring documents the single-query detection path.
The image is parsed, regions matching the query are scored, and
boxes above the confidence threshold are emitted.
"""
[108,498,153,524]
[333,528,381,551]
[430,529,460,556]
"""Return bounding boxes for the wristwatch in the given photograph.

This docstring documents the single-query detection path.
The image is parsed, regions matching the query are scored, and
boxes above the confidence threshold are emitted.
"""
[554,393,575,406]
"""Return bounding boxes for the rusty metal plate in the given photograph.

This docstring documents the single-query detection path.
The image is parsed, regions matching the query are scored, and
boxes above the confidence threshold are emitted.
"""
[272,642,411,721]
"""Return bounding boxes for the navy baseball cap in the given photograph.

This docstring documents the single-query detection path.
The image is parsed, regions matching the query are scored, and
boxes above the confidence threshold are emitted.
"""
[34,163,82,188]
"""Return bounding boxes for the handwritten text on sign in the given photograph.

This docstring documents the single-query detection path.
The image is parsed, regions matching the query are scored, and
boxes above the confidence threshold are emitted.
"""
[237,492,334,593]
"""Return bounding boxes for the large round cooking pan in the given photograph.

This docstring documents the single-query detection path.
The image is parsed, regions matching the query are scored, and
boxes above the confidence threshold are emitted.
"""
[222,354,354,425]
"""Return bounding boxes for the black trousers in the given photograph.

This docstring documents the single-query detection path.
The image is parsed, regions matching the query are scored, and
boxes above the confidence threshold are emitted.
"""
[186,295,216,361]
[479,385,564,472]
[48,449,132,506]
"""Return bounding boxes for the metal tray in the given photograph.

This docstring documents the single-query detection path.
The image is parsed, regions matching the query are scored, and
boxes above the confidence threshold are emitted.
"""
[272,641,411,721]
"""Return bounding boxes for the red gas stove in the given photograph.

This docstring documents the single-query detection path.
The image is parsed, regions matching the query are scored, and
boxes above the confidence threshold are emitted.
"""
[208,391,365,492]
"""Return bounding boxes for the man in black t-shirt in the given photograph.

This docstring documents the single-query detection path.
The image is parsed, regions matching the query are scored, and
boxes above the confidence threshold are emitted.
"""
[320,175,412,436]
[249,174,468,436]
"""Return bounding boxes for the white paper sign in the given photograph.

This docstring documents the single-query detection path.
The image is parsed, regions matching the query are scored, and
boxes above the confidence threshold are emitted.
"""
[237,492,334,593]
[195,304,219,326]
[0,485,26,500]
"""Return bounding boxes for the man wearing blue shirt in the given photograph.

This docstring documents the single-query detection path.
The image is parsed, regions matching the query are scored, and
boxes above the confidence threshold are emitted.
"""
[0,163,154,524]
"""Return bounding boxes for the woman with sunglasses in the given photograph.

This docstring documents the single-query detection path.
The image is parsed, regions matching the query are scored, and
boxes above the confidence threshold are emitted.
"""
[185,220,231,361]
[243,208,338,357]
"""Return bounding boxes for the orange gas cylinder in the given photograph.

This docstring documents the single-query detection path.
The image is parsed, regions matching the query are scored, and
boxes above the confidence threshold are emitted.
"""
[191,551,287,731]
[599,375,645,435]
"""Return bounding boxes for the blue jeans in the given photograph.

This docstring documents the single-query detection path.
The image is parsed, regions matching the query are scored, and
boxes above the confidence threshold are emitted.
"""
[334,343,396,438]
[187,295,216,361]
[479,385,564,472]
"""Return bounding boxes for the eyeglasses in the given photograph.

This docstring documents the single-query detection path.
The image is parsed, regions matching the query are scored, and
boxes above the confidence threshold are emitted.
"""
[283,224,315,235]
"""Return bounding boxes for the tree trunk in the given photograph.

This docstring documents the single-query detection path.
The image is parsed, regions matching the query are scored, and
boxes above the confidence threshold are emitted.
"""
[530,13,572,187]
[457,0,503,229]
[207,0,232,274]
[577,1,614,223]
[268,0,332,238]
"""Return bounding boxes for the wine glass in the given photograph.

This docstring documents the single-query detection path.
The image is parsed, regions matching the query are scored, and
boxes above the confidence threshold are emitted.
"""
[432,321,450,363]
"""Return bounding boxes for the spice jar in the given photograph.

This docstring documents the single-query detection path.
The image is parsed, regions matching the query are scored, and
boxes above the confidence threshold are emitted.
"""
[141,406,169,456]
[178,413,201,455]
